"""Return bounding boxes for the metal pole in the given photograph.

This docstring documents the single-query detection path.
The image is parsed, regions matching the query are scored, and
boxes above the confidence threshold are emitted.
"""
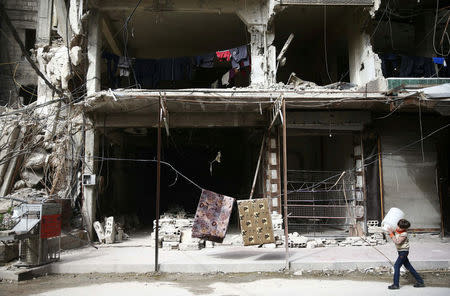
[377,136,385,220]
[249,134,265,199]
[360,134,368,235]
[282,98,289,270]
[155,96,162,272]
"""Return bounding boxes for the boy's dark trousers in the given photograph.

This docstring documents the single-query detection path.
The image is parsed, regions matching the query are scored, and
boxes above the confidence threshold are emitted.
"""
[393,251,424,286]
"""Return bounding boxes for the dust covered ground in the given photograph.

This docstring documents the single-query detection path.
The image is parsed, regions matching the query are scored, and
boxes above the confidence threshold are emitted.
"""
[1,271,450,296]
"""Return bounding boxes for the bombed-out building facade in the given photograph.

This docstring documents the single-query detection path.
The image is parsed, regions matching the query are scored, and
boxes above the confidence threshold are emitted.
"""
[0,0,449,250]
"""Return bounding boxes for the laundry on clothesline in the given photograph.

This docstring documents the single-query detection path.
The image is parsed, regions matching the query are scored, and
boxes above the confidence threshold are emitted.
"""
[216,50,231,62]
[221,70,230,86]
[237,198,275,246]
[192,189,234,243]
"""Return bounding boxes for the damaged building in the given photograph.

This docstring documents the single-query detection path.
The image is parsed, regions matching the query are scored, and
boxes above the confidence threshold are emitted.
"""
[1,0,450,257]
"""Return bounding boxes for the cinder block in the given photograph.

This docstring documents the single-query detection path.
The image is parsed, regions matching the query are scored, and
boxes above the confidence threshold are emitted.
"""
[162,241,179,250]
[163,234,181,242]
[179,242,201,251]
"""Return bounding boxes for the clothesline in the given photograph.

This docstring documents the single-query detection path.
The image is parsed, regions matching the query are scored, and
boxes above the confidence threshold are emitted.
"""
[103,44,251,89]
[91,156,204,191]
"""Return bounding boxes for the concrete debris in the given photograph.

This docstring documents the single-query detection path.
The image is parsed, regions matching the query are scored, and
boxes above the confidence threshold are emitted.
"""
[306,241,317,249]
[272,232,386,249]
[20,169,44,188]
[23,148,48,170]
[271,213,283,230]
[93,221,105,243]
[0,188,46,214]
[288,233,308,248]
[13,180,27,190]
[0,241,18,263]
[205,241,215,248]
[93,217,129,244]
[104,217,115,244]
[150,213,204,250]
[70,46,83,66]
[0,212,16,230]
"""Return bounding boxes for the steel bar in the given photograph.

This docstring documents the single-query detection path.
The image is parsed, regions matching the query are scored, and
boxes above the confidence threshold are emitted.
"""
[155,96,162,272]
[360,134,368,234]
[282,98,289,270]
[289,216,348,219]
[288,204,348,207]
[249,133,266,199]
[377,137,385,220]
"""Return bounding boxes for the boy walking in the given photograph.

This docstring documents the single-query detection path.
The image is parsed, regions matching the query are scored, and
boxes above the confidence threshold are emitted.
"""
[388,218,425,289]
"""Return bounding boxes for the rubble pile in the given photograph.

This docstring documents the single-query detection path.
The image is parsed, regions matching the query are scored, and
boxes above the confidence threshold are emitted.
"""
[93,216,129,244]
[284,233,386,249]
[150,212,204,250]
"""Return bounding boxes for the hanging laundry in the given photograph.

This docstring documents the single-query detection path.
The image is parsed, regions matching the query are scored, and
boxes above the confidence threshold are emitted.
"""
[221,70,230,86]
[211,79,219,88]
[102,52,119,88]
[118,56,132,77]
[216,50,231,62]
[195,53,215,68]
[237,198,275,246]
[230,45,250,70]
[433,57,447,67]
[399,55,434,77]
[192,189,235,243]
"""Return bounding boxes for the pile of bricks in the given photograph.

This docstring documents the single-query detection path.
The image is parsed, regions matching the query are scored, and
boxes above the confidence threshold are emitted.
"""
[150,213,205,250]
[288,232,308,248]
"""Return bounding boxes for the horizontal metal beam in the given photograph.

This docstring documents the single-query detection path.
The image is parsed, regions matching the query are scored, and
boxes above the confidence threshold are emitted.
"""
[94,112,267,128]
[280,0,373,6]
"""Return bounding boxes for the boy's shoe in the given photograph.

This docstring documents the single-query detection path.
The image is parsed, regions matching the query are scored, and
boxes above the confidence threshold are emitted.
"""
[388,285,399,290]
[414,283,425,288]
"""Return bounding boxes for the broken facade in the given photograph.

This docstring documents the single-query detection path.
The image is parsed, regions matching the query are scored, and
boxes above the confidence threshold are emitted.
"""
[0,0,449,251]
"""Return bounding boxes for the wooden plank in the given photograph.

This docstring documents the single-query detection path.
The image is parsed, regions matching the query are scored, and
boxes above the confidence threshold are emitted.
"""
[101,16,121,56]
[0,126,27,197]
[0,126,20,182]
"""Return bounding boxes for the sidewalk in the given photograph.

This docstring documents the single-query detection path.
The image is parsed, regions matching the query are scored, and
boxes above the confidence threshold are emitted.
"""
[2,235,449,280]
[49,241,450,274]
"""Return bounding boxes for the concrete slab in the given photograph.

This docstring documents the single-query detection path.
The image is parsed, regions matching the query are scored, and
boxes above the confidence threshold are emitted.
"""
[45,240,450,275]
[0,264,51,281]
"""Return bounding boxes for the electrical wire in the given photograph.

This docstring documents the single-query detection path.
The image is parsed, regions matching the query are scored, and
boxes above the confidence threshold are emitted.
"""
[433,0,450,56]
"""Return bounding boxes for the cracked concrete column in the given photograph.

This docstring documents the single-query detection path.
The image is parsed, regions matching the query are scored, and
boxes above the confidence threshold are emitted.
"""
[237,0,278,86]
[87,10,102,96]
[82,116,98,239]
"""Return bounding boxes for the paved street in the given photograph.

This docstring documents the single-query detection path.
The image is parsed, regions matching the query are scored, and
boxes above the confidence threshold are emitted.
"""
[25,278,450,296]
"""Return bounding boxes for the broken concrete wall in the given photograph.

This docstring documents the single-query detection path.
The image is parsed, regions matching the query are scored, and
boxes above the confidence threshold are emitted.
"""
[347,9,384,89]
[0,0,39,106]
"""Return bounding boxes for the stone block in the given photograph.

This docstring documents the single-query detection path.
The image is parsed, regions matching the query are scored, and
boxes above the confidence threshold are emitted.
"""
[0,242,18,263]
[163,234,181,242]
[162,241,179,250]
[306,241,317,249]
[205,241,215,248]
[179,242,201,251]
[104,216,115,244]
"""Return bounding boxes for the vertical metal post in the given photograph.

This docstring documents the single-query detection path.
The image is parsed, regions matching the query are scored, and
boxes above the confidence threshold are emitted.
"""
[282,98,289,270]
[155,97,162,272]
[377,136,385,220]
[360,134,368,234]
